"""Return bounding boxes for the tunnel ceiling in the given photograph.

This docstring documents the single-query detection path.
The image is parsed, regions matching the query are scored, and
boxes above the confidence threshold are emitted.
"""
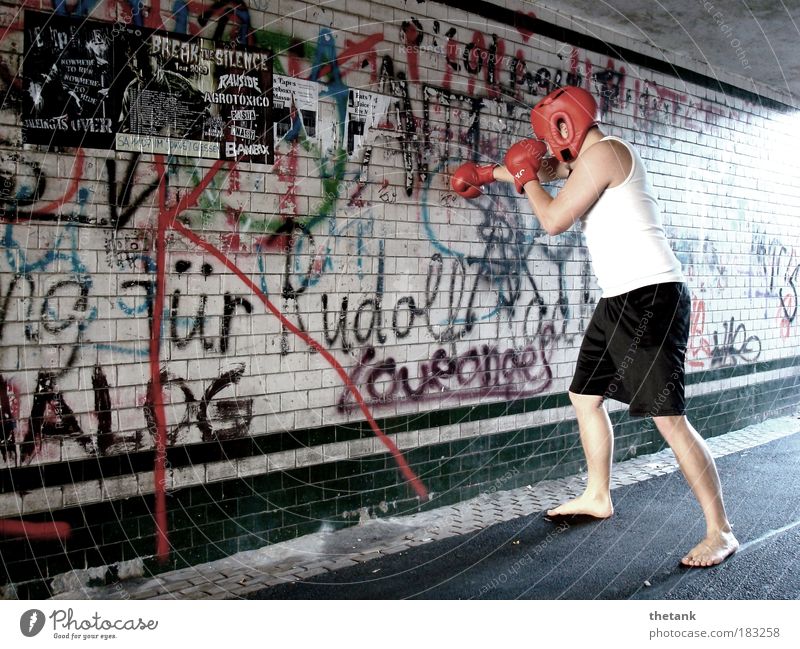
[532,0,799,105]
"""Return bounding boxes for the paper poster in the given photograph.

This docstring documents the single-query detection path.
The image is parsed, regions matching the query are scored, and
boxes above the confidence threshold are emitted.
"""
[272,75,318,145]
[22,11,118,148]
[344,89,393,158]
[22,11,274,164]
[115,30,274,164]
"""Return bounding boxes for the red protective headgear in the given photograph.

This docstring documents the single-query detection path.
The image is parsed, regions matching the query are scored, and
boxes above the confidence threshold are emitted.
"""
[530,86,598,163]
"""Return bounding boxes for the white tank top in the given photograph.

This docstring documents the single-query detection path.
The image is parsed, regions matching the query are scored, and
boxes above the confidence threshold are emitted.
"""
[580,136,685,298]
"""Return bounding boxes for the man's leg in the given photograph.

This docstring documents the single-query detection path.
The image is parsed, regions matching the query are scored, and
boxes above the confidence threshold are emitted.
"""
[652,415,739,567]
[546,391,614,518]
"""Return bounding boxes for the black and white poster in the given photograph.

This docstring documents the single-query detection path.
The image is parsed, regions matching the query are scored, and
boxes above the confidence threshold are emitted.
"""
[272,75,318,145]
[22,11,118,148]
[345,89,392,158]
[22,11,274,165]
[115,31,274,164]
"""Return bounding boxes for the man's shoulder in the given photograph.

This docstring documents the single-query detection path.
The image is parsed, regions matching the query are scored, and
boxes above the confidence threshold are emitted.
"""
[580,137,631,164]
[577,137,634,185]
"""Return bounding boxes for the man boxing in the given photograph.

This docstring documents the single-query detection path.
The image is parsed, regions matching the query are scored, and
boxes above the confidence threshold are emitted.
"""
[451,86,738,567]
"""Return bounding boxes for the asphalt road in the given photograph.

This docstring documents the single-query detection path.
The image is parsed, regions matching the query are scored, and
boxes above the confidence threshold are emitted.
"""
[247,431,800,600]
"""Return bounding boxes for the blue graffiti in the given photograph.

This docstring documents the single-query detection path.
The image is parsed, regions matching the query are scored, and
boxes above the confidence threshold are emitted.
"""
[172,0,190,33]
[51,0,99,17]
[419,162,549,326]
[310,28,349,125]
[94,343,149,358]
[420,161,465,260]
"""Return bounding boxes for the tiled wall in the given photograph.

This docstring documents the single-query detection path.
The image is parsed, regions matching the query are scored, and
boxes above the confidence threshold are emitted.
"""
[1,0,799,596]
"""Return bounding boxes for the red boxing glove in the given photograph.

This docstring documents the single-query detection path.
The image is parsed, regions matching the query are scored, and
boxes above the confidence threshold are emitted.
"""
[504,139,548,194]
[450,163,497,199]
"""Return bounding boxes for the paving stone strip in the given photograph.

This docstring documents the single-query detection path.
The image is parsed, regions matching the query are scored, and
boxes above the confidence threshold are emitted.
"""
[50,414,800,600]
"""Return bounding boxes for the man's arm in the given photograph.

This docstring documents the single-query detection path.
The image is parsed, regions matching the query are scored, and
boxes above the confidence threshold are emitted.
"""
[537,156,570,182]
[509,141,624,236]
[492,156,568,184]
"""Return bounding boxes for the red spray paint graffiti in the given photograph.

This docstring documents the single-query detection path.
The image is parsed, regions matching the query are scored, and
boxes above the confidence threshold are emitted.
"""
[145,155,428,561]
[0,518,71,541]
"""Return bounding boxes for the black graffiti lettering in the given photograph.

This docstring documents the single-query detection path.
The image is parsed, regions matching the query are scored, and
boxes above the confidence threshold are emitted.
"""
[197,363,253,442]
[320,245,390,350]
[120,279,155,324]
[710,317,762,367]
[144,369,196,447]
[392,296,422,338]
[445,28,459,71]
[40,279,90,335]
[170,290,211,350]
[220,293,253,354]
[0,155,45,211]
[105,155,159,231]
[354,242,386,344]
[280,220,316,301]
[532,67,551,95]
[92,364,113,455]
[23,372,83,462]
[0,274,35,343]
[463,42,483,75]
[322,294,350,352]
[0,374,16,464]
[400,17,425,47]
[781,262,799,322]
[198,0,253,43]
[378,56,417,196]
[593,67,624,113]
[487,34,500,87]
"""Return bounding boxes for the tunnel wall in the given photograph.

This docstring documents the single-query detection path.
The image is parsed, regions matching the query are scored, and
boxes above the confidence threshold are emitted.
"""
[0,0,799,596]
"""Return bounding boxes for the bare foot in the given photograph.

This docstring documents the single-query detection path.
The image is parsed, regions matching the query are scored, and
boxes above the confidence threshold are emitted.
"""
[546,493,614,519]
[681,529,739,567]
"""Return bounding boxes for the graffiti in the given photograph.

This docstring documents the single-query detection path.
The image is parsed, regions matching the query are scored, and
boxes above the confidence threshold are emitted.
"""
[631,78,733,131]
[678,235,729,292]
[688,297,762,369]
[104,155,160,232]
[0,0,794,572]
[709,316,762,368]
[0,150,87,223]
[400,18,424,84]
[0,375,15,464]
[337,326,555,412]
[143,363,253,446]
[168,260,254,353]
[171,218,429,505]
[198,0,253,44]
[751,233,799,322]
[377,56,418,196]
[0,222,96,380]
[421,85,483,177]
[0,518,71,540]
[592,59,626,115]
[778,295,796,338]
[24,372,84,460]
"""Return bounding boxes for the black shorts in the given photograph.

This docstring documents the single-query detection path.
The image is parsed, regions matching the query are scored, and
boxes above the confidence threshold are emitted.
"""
[569,282,691,417]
